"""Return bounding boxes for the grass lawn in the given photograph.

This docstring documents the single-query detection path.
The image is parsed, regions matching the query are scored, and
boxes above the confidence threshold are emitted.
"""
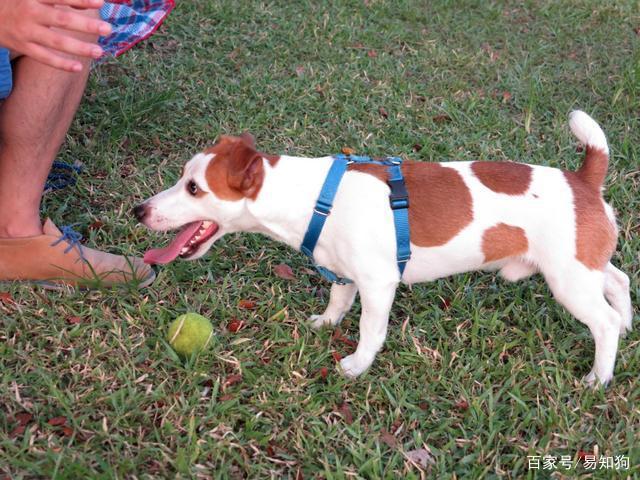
[1,1,639,478]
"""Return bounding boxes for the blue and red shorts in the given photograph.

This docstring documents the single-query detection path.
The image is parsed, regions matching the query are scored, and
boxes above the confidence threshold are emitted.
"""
[0,0,174,100]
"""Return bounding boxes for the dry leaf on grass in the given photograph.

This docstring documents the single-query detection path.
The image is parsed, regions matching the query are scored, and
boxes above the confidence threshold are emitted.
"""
[47,416,67,427]
[341,147,355,155]
[336,403,353,424]
[9,425,25,438]
[88,220,105,231]
[274,263,296,280]
[227,318,244,333]
[0,292,15,304]
[405,447,435,468]
[379,429,399,448]
[332,328,358,350]
[224,374,242,389]
[15,412,33,426]
[238,299,257,310]
[432,114,452,123]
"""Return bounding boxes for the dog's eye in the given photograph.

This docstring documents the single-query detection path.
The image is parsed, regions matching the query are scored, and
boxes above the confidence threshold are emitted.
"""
[187,180,199,196]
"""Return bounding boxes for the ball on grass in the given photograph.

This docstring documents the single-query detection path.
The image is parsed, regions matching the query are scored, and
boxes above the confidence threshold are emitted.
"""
[167,313,213,357]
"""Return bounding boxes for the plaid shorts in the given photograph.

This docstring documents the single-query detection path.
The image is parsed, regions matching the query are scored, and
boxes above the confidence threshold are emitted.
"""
[99,0,175,57]
[0,0,173,100]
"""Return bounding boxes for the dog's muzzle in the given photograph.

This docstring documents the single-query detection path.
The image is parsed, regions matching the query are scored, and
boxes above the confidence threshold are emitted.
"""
[132,204,148,222]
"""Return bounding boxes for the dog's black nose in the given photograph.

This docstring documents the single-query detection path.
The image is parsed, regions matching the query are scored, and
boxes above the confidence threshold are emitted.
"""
[132,204,148,222]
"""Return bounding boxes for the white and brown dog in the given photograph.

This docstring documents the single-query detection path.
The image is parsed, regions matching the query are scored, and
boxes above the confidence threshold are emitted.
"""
[134,111,632,385]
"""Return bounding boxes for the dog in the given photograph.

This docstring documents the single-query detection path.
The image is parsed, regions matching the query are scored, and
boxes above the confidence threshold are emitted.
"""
[134,111,632,385]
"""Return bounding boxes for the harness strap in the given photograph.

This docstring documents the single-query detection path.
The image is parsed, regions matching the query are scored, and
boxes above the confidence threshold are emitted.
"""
[386,158,411,275]
[300,157,353,284]
[301,154,412,284]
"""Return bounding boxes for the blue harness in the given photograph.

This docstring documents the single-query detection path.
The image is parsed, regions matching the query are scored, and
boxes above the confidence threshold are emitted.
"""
[300,153,411,284]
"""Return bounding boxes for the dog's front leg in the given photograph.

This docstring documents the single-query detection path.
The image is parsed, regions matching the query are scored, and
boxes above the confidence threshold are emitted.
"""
[340,281,397,378]
[309,283,358,329]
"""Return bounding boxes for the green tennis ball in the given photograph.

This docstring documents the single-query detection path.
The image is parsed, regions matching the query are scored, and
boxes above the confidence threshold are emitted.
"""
[167,313,213,357]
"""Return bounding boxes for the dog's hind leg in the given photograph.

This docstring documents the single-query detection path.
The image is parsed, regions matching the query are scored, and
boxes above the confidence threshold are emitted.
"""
[544,264,621,386]
[339,280,398,378]
[309,283,358,329]
[500,259,538,282]
[604,262,633,336]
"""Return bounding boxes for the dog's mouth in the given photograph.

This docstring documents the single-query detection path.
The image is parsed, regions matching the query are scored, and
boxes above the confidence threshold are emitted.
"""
[143,221,219,265]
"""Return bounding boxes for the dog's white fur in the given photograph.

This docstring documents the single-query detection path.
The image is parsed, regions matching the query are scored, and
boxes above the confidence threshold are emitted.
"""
[138,111,632,385]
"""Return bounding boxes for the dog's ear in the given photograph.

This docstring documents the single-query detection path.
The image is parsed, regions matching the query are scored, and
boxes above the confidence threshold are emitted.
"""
[226,140,264,198]
[239,131,256,148]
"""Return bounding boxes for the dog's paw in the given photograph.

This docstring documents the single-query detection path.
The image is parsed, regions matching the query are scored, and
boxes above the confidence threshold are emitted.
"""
[308,313,342,330]
[309,314,332,329]
[583,370,611,388]
[583,371,597,387]
[339,354,371,378]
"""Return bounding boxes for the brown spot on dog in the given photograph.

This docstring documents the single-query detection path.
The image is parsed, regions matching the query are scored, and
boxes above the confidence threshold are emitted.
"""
[564,171,616,270]
[576,145,608,191]
[349,161,473,247]
[204,135,280,201]
[263,154,280,167]
[481,223,528,262]
[471,161,532,195]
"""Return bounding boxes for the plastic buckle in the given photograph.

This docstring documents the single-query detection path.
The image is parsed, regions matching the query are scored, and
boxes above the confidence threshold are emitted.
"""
[314,200,332,216]
[388,179,409,209]
[397,252,411,263]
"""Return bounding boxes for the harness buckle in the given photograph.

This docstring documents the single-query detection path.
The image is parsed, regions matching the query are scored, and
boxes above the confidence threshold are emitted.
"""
[397,253,411,263]
[314,200,332,216]
[388,179,409,210]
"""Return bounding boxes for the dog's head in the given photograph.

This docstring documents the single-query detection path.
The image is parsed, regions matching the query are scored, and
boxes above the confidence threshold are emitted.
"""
[134,133,277,264]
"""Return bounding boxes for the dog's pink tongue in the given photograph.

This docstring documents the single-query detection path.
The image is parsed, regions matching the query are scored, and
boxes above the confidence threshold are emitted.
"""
[143,221,203,265]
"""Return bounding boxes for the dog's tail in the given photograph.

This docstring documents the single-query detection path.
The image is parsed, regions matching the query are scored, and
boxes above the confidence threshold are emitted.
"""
[569,110,609,191]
